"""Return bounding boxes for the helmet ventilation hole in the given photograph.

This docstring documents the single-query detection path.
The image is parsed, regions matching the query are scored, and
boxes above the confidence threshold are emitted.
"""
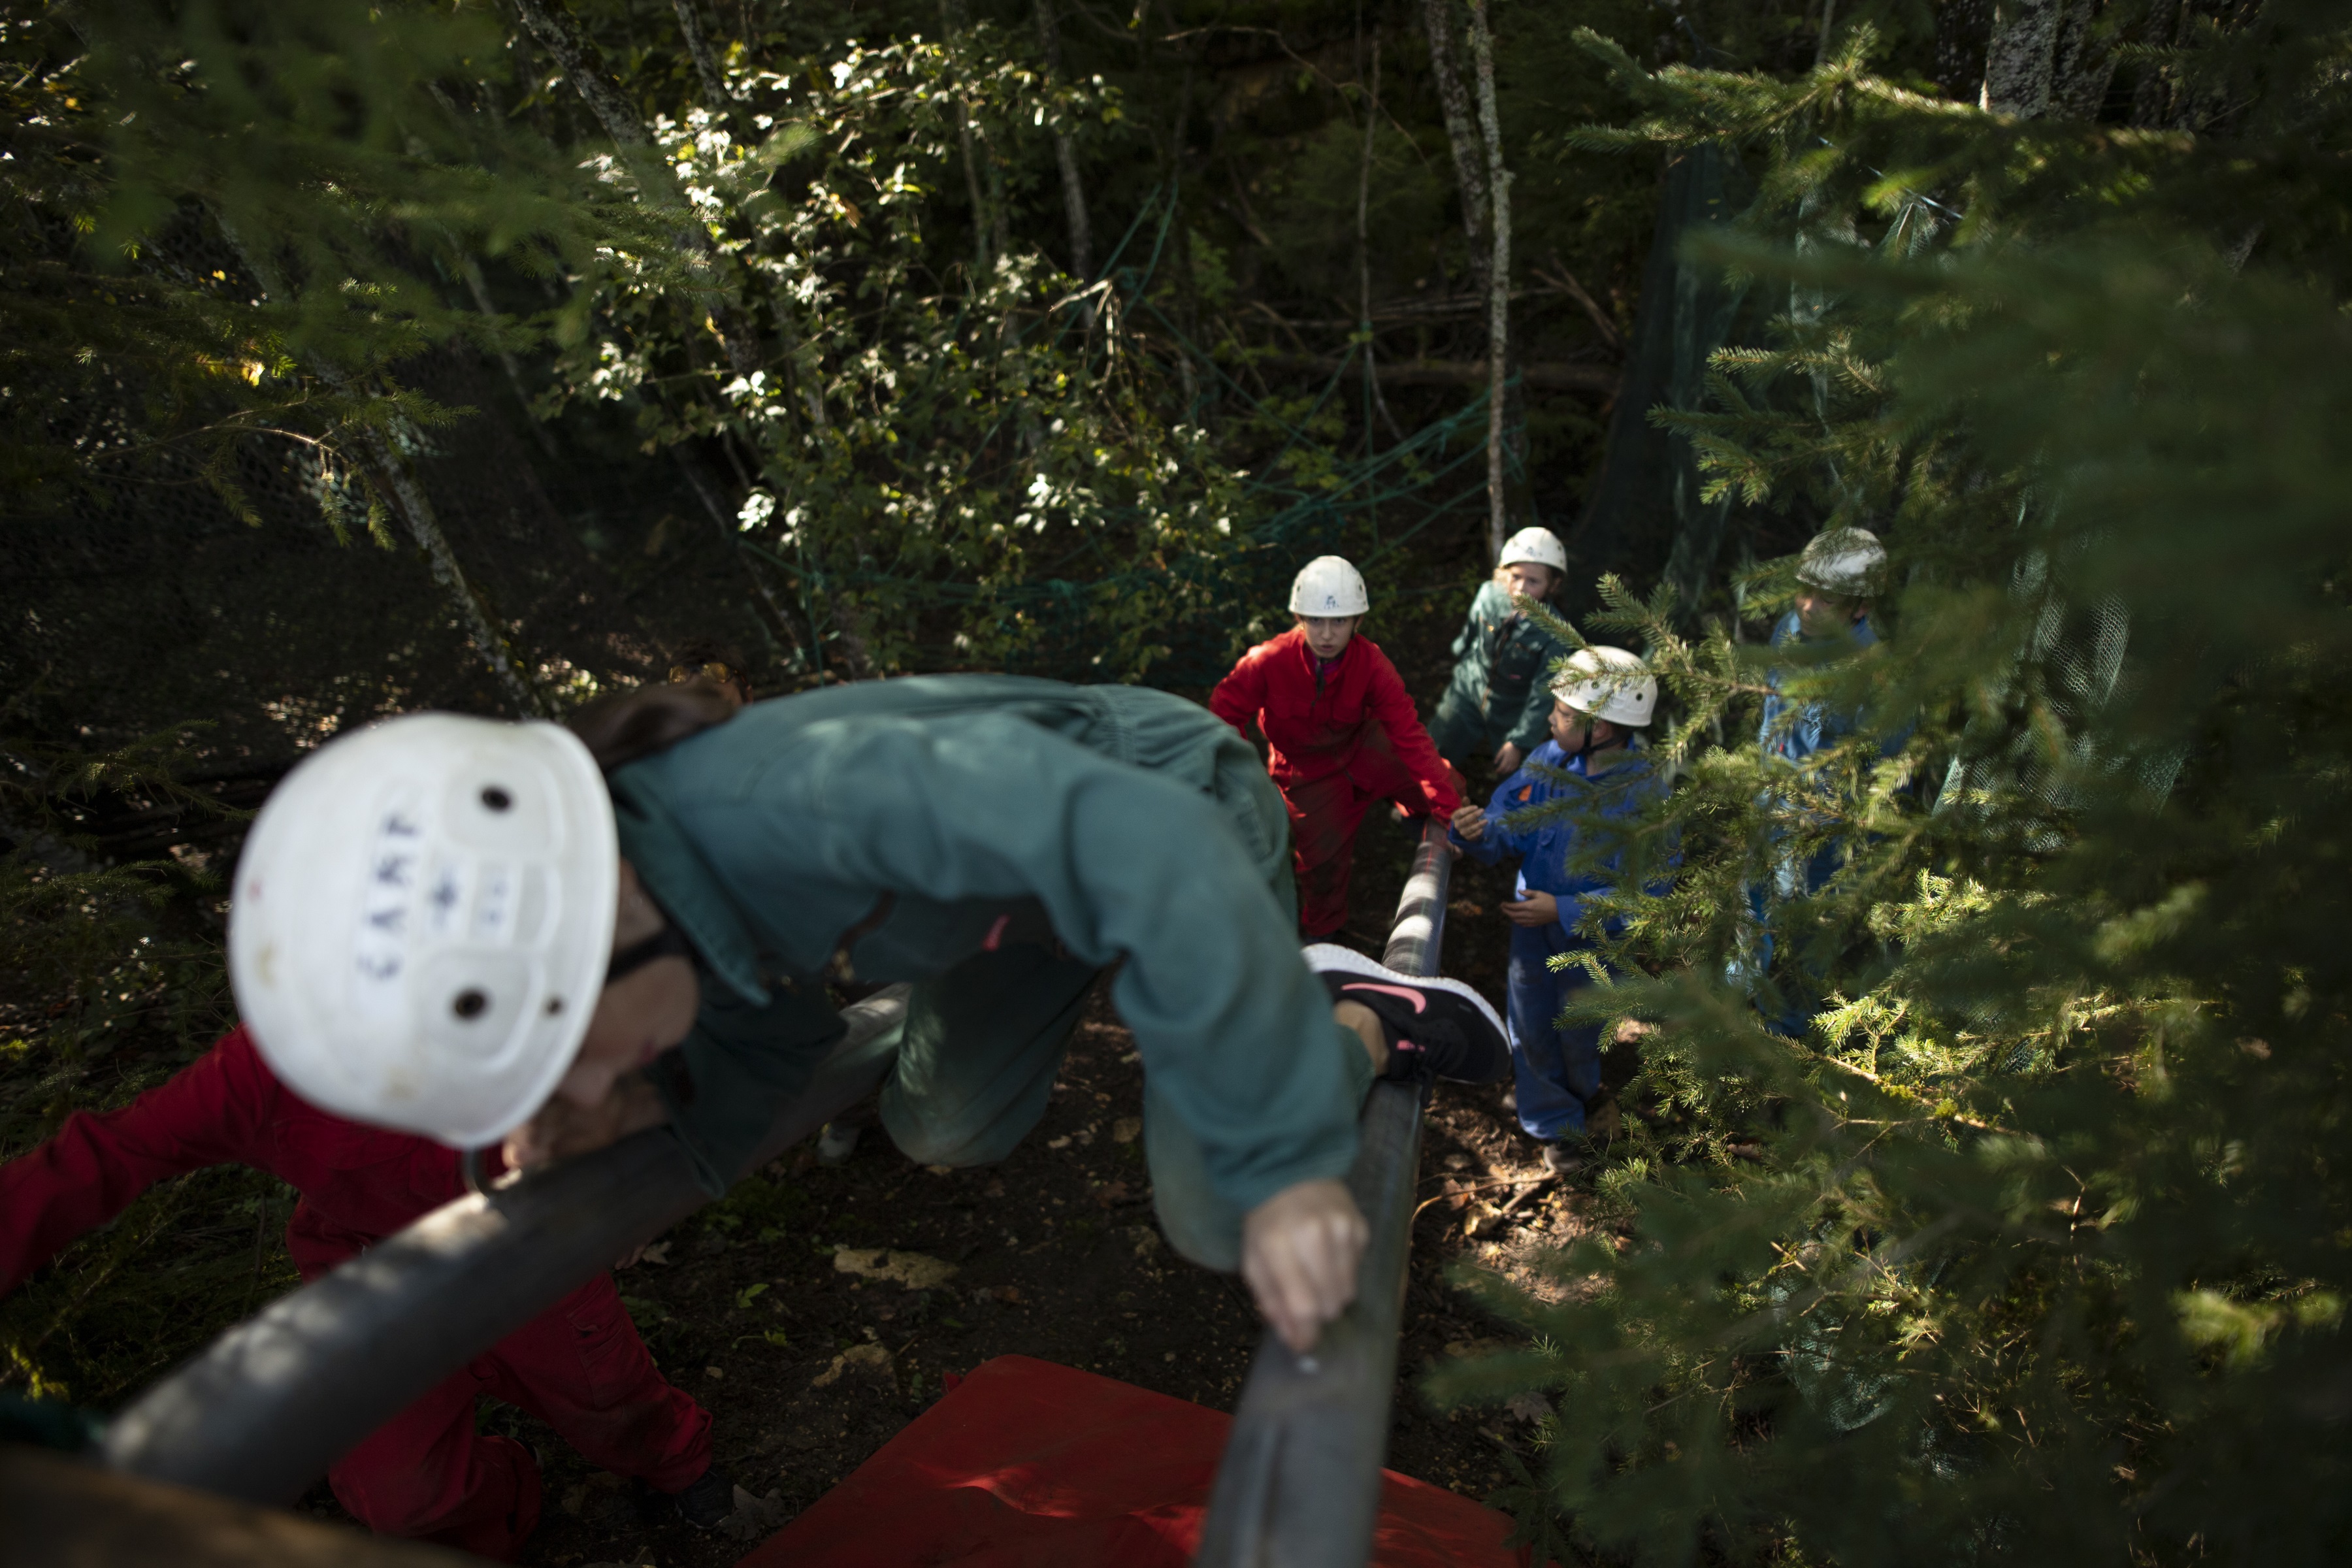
[480,786,514,812]
[544,996,564,1016]
[453,988,489,1020]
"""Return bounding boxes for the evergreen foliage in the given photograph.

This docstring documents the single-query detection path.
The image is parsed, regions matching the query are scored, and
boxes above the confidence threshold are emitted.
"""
[1430,5,2352,1563]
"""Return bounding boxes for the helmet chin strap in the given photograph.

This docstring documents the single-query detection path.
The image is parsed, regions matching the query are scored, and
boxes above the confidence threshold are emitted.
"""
[1571,717,1628,764]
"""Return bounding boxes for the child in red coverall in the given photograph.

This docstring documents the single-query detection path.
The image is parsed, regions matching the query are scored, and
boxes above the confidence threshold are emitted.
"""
[1211,555,1460,939]
[0,1025,728,1560]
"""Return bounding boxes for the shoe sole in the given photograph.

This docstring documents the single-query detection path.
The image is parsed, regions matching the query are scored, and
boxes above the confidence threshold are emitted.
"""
[1302,943,1507,1043]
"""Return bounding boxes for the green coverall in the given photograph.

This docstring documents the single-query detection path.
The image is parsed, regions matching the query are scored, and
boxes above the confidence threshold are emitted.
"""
[608,675,1373,1271]
[1426,580,1572,767]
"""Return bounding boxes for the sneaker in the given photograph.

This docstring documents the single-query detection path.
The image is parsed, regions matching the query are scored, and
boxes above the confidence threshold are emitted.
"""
[664,1464,738,1530]
[1539,1139,1587,1176]
[816,1120,861,1166]
[1305,944,1510,1085]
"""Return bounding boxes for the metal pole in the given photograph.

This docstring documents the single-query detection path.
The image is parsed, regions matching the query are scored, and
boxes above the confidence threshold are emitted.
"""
[99,988,909,1504]
[1196,817,1452,1568]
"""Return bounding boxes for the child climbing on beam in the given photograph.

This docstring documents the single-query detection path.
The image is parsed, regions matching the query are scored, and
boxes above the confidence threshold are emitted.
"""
[0,1026,730,1560]
[1449,647,1673,1174]
[221,675,1510,1361]
[1209,556,1462,941]
[1428,528,1575,792]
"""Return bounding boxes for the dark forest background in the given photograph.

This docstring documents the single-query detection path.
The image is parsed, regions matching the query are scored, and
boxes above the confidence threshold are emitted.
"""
[11,1,2352,1563]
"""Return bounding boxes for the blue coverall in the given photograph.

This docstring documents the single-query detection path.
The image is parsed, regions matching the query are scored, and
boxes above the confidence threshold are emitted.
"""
[1449,741,1669,1141]
[1746,610,1903,1030]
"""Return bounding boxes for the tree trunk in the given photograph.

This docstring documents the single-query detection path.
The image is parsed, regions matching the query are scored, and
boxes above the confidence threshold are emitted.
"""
[2049,0,2117,120]
[359,433,549,719]
[1980,0,2060,116]
[672,0,731,108]
[1355,37,1401,444]
[1465,0,1513,561]
[2129,0,2183,127]
[1420,0,1490,299]
[507,0,762,377]
[1934,0,1995,102]
[457,256,560,457]
[672,446,814,670]
[1034,0,1093,279]
[507,0,654,152]
[220,221,547,717]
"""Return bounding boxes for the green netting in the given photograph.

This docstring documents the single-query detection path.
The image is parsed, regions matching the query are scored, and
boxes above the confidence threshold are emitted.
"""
[2,183,1505,773]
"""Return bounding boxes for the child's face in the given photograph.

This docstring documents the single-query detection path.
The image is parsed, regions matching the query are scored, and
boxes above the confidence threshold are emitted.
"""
[1549,699,1591,751]
[1549,700,1627,754]
[557,861,700,1111]
[1795,587,1867,639]
[1501,563,1558,603]
[1298,615,1361,661]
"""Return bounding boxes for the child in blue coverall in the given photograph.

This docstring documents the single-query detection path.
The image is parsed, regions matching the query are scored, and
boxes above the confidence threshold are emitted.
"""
[1450,647,1671,1171]
[1744,527,1904,1033]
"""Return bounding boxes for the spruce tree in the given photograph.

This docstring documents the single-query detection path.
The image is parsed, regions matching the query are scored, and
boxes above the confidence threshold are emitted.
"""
[1433,5,2352,1563]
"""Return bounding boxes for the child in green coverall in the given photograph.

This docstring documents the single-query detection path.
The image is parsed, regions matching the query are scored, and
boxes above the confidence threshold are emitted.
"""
[1427,528,1574,786]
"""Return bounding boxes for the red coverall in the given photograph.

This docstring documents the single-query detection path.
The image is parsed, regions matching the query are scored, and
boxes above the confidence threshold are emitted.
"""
[0,1027,711,1561]
[1210,625,1460,936]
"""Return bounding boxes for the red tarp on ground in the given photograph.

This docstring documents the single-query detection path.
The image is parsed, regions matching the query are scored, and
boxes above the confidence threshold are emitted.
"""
[736,1354,1537,1567]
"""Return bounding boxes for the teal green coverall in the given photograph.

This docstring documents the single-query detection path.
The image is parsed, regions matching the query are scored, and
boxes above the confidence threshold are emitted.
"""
[608,675,1373,1271]
[1426,580,1573,767]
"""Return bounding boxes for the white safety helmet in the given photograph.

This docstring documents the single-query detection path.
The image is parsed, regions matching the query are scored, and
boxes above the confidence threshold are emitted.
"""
[1795,526,1887,597]
[1497,527,1568,575]
[229,713,619,1147]
[1288,555,1369,617]
[1551,645,1658,728]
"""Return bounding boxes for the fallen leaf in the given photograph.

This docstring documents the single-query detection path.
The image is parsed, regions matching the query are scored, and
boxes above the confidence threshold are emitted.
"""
[1505,1392,1553,1424]
[719,1484,792,1543]
[1046,1135,1071,1150]
[924,1163,955,1175]
[1111,1117,1143,1144]
[809,1341,893,1388]
[1092,1181,1134,1207]
[634,1241,671,1267]
[833,1247,958,1290]
[705,1365,725,1380]
[1443,1337,1509,1360]
[1127,1224,1162,1258]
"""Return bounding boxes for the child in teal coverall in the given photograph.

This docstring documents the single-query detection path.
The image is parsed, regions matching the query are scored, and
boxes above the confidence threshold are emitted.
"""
[233,676,1511,1356]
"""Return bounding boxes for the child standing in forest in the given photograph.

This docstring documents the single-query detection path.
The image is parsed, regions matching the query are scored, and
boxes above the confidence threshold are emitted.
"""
[1744,526,1898,1030]
[1450,647,1670,1172]
[1428,527,1575,789]
[1211,555,1461,941]
[0,1026,730,1559]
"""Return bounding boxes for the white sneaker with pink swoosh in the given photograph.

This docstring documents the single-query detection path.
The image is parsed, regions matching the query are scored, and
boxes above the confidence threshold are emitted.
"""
[1303,943,1511,1085]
